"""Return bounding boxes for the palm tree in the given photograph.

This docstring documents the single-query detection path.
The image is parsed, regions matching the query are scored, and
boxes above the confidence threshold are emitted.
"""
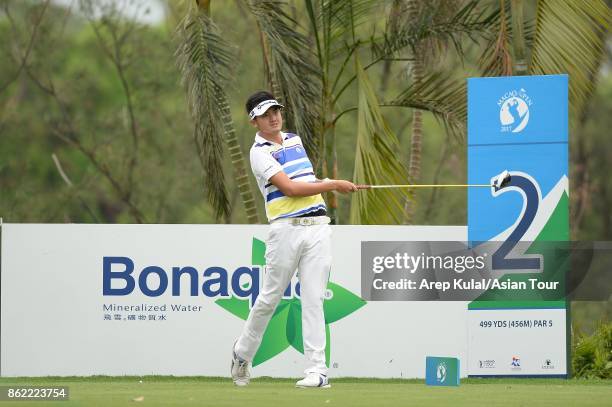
[176,0,609,226]
[391,0,609,224]
[382,0,469,223]
[176,0,260,223]
[250,0,492,224]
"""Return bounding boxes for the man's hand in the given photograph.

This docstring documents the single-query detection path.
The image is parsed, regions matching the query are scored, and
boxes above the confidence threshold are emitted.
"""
[330,179,358,194]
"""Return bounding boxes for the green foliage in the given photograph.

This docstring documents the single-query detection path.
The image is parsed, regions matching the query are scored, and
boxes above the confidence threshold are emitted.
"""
[391,72,466,141]
[0,0,610,234]
[175,7,234,221]
[350,59,410,224]
[247,0,321,161]
[529,0,610,123]
[572,322,612,379]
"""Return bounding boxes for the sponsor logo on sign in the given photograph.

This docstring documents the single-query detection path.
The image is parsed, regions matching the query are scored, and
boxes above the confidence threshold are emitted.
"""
[437,362,447,384]
[479,359,496,369]
[498,88,532,133]
[542,359,555,370]
[511,356,521,370]
[101,238,365,366]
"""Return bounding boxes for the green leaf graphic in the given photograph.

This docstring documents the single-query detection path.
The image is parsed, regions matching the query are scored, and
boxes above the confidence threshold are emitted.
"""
[286,302,303,353]
[252,237,266,266]
[215,297,250,320]
[325,324,331,367]
[253,302,291,366]
[324,282,367,324]
[215,237,367,366]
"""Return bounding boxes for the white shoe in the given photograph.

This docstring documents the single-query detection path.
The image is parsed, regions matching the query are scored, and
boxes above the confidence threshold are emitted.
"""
[231,346,250,387]
[296,373,331,389]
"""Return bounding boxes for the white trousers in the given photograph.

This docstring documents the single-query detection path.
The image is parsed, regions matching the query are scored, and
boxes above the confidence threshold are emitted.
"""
[235,222,332,375]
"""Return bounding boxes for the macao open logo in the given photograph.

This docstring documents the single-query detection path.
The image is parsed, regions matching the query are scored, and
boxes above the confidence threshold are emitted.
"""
[498,88,532,133]
[436,362,447,383]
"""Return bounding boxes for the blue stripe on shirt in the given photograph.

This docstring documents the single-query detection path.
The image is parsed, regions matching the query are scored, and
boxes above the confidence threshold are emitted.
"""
[272,145,307,165]
[284,161,312,175]
[266,189,285,202]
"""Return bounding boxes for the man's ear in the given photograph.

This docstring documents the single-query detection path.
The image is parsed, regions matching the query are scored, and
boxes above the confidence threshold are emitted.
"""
[249,119,258,128]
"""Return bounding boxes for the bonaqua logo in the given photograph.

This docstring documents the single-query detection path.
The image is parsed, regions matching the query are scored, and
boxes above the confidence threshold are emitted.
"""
[498,88,532,133]
[102,237,365,367]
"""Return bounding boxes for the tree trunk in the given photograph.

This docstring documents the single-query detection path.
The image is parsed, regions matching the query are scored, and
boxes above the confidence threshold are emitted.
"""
[380,0,403,94]
[510,0,528,75]
[217,90,261,224]
[402,0,423,224]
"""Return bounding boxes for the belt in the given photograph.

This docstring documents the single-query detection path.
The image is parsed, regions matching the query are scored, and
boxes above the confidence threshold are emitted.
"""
[271,216,331,226]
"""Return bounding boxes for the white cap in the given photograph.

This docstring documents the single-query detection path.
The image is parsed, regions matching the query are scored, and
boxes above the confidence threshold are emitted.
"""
[248,99,284,119]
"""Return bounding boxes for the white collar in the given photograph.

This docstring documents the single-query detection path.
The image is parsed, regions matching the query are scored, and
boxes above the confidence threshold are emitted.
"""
[255,131,285,145]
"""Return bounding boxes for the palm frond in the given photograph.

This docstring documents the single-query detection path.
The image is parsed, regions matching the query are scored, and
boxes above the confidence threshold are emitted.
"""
[390,73,466,141]
[247,0,322,161]
[175,7,233,221]
[478,0,536,76]
[350,59,410,225]
[379,0,497,61]
[529,0,610,121]
[321,0,382,43]
[478,0,513,76]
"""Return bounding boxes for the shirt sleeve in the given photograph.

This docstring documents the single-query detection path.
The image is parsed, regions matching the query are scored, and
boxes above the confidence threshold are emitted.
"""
[250,148,283,182]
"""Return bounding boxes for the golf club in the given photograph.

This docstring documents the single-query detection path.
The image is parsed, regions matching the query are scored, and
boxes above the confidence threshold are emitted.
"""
[356,170,512,190]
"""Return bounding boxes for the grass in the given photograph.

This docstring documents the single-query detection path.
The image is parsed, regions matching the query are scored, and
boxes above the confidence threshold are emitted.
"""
[0,376,610,407]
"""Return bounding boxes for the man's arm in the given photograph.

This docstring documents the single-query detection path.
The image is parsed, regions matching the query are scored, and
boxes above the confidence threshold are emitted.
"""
[269,171,357,197]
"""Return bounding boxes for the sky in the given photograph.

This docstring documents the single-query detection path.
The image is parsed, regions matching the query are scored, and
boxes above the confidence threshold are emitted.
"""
[50,0,167,25]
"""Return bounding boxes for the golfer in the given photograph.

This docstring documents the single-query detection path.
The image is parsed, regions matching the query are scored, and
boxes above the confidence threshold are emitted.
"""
[231,91,357,388]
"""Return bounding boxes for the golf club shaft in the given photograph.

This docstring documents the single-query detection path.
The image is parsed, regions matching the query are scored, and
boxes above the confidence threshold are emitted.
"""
[357,184,491,189]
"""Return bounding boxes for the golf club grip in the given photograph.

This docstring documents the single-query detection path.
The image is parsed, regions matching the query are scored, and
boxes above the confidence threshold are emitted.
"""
[356,185,371,190]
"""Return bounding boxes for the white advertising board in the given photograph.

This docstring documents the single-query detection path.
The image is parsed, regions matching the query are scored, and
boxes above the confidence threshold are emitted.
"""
[1,223,468,378]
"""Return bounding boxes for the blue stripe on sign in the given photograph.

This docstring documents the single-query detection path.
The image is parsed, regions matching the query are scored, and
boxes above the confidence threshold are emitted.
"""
[284,161,312,175]
[276,204,326,219]
[468,141,568,148]
[266,189,285,202]
[264,172,315,188]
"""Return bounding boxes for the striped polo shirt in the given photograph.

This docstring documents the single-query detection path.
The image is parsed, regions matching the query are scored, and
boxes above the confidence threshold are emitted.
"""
[250,132,326,222]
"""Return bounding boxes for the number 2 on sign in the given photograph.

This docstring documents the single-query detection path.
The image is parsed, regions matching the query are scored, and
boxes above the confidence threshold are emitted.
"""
[490,172,543,272]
